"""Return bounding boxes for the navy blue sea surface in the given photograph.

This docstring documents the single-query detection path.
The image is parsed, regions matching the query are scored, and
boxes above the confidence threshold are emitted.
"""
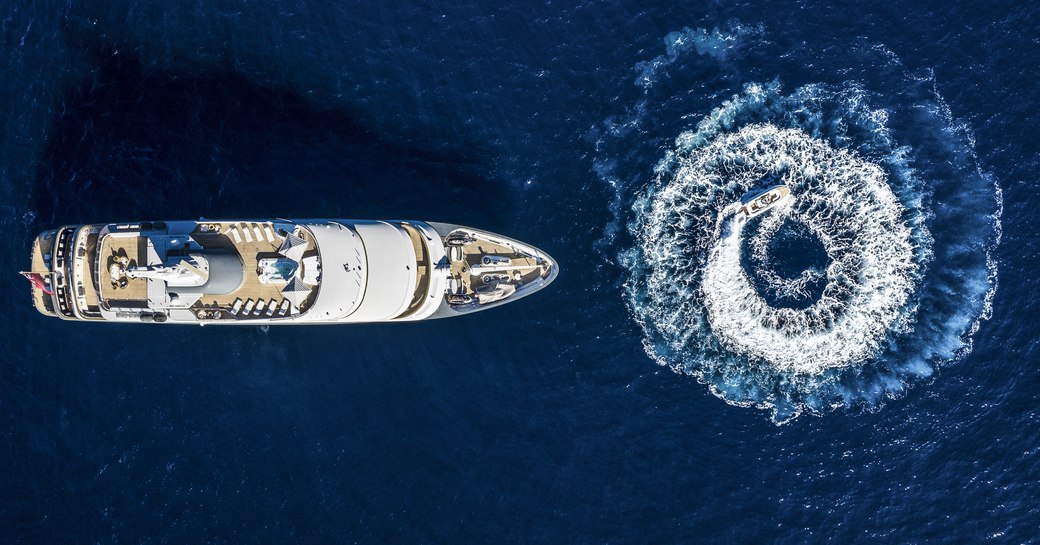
[2,1,1038,543]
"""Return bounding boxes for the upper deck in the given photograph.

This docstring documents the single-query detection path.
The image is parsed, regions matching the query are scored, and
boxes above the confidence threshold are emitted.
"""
[97,221,321,321]
[188,221,321,320]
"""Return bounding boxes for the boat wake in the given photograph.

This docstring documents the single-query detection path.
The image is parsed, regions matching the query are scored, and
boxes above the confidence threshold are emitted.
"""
[678,124,919,373]
[595,31,1001,423]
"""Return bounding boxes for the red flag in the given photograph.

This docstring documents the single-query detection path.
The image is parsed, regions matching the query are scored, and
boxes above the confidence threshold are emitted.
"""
[21,272,53,295]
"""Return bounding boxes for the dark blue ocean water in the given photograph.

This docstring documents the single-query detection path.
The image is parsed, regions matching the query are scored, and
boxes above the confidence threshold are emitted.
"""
[2,1,1038,543]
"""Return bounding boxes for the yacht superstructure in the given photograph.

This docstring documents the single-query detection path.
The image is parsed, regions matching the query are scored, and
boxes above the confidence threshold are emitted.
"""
[26,219,557,324]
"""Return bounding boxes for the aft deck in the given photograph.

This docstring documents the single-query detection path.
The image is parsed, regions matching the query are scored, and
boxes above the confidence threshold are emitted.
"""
[29,232,56,316]
[71,226,102,317]
[98,232,150,307]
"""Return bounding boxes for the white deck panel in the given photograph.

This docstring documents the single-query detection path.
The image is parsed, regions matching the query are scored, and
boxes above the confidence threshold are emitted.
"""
[342,221,416,321]
[301,222,366,320]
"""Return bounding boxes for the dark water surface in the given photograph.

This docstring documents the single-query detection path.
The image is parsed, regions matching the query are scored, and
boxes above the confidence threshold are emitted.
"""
[2,1,1038,543]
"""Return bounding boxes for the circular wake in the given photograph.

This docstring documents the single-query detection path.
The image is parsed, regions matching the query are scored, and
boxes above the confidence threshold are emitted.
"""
[665,125,919,373]
[610,75,1000,423]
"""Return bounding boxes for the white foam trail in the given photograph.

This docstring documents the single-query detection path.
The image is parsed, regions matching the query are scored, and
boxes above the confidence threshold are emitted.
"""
[640,124,917,373]
[608,42,1002,421]
[633,24,763,89]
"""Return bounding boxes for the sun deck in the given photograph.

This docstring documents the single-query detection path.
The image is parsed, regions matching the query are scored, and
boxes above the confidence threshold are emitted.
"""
[93,221,320,320]
[187,222,319,320]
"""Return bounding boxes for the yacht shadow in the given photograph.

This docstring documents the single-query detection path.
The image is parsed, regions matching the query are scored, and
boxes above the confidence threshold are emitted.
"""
[31,45,501,231]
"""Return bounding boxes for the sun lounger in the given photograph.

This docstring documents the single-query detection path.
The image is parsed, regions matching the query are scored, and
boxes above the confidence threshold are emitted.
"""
[301,255,320,285]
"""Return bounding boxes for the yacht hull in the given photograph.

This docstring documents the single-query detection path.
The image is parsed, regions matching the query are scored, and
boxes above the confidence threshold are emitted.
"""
[27,219,558,325]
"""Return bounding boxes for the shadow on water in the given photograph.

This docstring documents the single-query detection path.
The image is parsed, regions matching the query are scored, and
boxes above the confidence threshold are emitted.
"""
[30,40,501,231]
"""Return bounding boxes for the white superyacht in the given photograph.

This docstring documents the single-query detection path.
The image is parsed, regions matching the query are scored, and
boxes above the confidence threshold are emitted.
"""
[25,219,557,324]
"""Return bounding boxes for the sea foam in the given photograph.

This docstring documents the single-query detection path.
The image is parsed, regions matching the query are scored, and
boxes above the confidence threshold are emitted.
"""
[617,79,1000,422]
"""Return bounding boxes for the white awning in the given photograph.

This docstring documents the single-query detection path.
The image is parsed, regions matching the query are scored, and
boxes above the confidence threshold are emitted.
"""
[281,276,312,309]
[344,221,417,321]
[302,220,416,322]
[278,231,308,262]
[299,222,366,320]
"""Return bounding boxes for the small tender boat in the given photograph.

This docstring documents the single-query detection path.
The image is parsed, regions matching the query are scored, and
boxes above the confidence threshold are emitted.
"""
[740,184,791,218]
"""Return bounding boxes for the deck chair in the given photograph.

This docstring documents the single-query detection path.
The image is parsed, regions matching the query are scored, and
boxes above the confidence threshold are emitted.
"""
[242,299,255,315]
[253,298,265,315]
[278,299,291,316]
[231,298,244,314]
[265,300,276,316]
[263,225,276,243]
[252,225,263,242]
[301,255,320,285]
[229,227,243,244]
[242,223,253,242]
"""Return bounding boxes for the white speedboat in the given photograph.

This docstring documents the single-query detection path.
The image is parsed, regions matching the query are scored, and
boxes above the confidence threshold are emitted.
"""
[740,184,791,218]
[25,219,557,324]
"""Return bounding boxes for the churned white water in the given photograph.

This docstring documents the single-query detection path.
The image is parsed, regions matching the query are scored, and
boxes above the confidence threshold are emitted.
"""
[613,75,999,422]
[682,126,918,373]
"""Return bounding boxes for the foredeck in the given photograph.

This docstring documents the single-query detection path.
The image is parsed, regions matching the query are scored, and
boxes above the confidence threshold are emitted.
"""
[450,237,550,295]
